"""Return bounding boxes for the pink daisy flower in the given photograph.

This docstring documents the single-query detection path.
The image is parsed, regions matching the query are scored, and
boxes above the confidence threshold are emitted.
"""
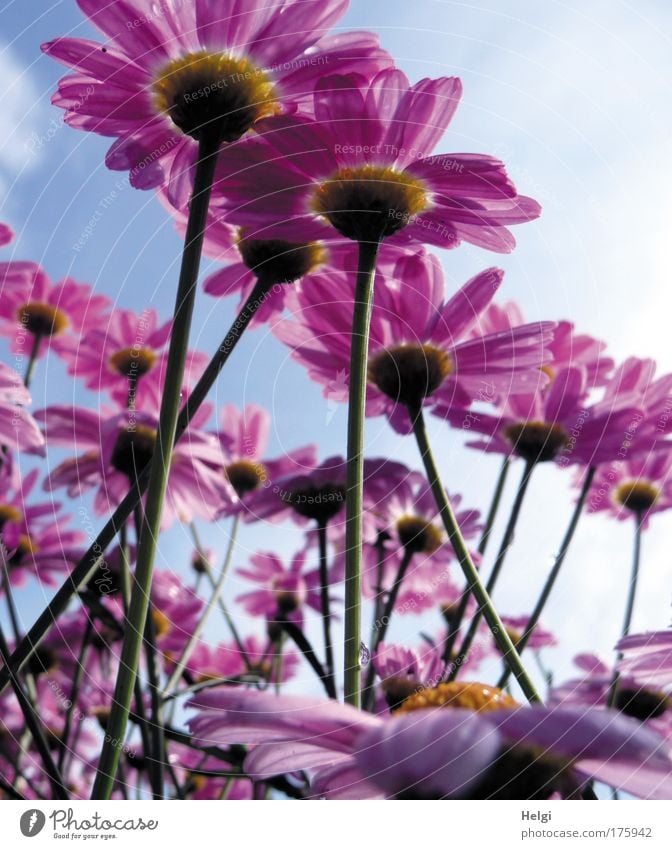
[617,631,672,690]
[274,249,555,434]
[168,744,253,799]
[0,261,110,359]
[0,363,46,458]
[586,448,672,527]
[235,548,327,629]
[441,365,650,468]
[0,223,14,247]
[187,636,300,685]
[60,306,207,407]
[43,1,391,202]
[499,615,557,652]
[211,69,540,249]
[188,687,672,799]
[213,403,317,512]
[36,399,226,528]
[371,643,445,709]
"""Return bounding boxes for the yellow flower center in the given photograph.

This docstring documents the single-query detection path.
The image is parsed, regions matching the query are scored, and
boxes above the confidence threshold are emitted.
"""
[109,346,158,379]
[368,343,452,408]
[0,504,22,525]
[17,302,69,337]
[237,232,327,285]
[395,681,519,714]
[152,51,279,142]
[613,481,660,514]
[503,420,570,464]
[152,608,172,639]
[311,165,429,241]
[395,514,443,554]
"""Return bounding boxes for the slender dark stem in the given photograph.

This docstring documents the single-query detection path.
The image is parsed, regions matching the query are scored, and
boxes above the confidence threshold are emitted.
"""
[281,619,335,698]
[0,281,271,700]
[57,619,93,773]
[497,466,596,690]
[450,460,534,680]
[344,238,380,707]
[362,547,414,710]
[0,626,68,799]
[143,605,166,799]
[606,511,644,709]
[23,331,42,389]
[409,404,541,703]
[317,519,336,697]
[91,132,220,800]
[442,456,511,666]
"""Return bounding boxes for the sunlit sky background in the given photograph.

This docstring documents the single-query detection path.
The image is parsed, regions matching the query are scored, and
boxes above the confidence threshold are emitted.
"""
[1,0,672,700]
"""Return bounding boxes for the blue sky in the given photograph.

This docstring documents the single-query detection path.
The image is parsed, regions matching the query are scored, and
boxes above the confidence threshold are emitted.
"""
[2,0,672,697]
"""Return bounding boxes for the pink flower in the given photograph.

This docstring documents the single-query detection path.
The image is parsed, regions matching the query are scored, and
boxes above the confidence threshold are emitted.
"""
[235,549,326,629]
[0,362,45,458]
[617,631,672,690]
[213,403,317,513]
[274,249,555,434]
[60,306,207,407]
[0,222,14,247]
[211,69,540,249]
[372,643,445,709]
[188,687,672,799]
[43,1,391,203]
[441,365,650,467]
[187,636,299,685]
[499,615,557,651]
[586,449,672,527]
[36,399,226,528]
[0,261,110,357]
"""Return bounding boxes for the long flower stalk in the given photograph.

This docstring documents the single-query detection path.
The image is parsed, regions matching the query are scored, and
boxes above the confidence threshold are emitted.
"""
[91,130,220,799]
[408,404,541,703]
[343,238,380,707]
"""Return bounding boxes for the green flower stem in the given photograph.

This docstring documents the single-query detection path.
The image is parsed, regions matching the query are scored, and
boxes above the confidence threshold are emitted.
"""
[344,238,380,707]
[91,132,220,800]
[162,515,241,698]
[0,273,271,699]
[606,511,644,709]
[408,404,541,703]
[442,456,511,666]
[57,619,93,774]
[362,547,414,710]
[497,466,596,690]
[23,331,42,389]
[317,519,336,697]
[449,460,534,680]
[281,618,335,697]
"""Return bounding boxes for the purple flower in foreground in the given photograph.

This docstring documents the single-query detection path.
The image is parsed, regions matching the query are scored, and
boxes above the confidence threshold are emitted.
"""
[188,686,672,799]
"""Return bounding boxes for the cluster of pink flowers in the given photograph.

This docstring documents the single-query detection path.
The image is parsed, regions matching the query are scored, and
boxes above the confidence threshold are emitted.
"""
[0,0,671,803]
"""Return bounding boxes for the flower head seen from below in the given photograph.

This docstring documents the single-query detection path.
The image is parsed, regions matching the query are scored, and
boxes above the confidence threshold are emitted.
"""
[212,69,540,249]
[188,687,672,799]
[0,362,45,458]
[43,1,392,202]
[275,249,555,433]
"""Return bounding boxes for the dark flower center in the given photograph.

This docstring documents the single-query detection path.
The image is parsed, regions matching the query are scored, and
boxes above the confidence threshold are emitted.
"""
[152,51,278,142]
[287,483,346,523]
[237,234,326,284]
[225,460,268,498]
[368,344,452,408]
[615,687,669,721]
[396,514,443,554]
[110,425,157,479]
[8,534,39,566]
[17,301,69,337]
[312,165,429,241]
[109,346,158,379]
[613,481,660,514]
[503,421,570,464]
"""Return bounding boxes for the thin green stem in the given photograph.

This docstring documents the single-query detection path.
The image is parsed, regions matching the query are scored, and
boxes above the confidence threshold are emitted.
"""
[23,331,42,389]
[0,278,271,699]
[441,456,512,666]
[162,515,240,698]
[409,404,541,703]
[362,547,414,710]
[450,460,534,680]
[91,131,219,800]
[343,238,380,707]
[317,519,336,697]
[281,619,335,698]
[497,466,596,690]
[606,511,644,709]
[57,619,93,774]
